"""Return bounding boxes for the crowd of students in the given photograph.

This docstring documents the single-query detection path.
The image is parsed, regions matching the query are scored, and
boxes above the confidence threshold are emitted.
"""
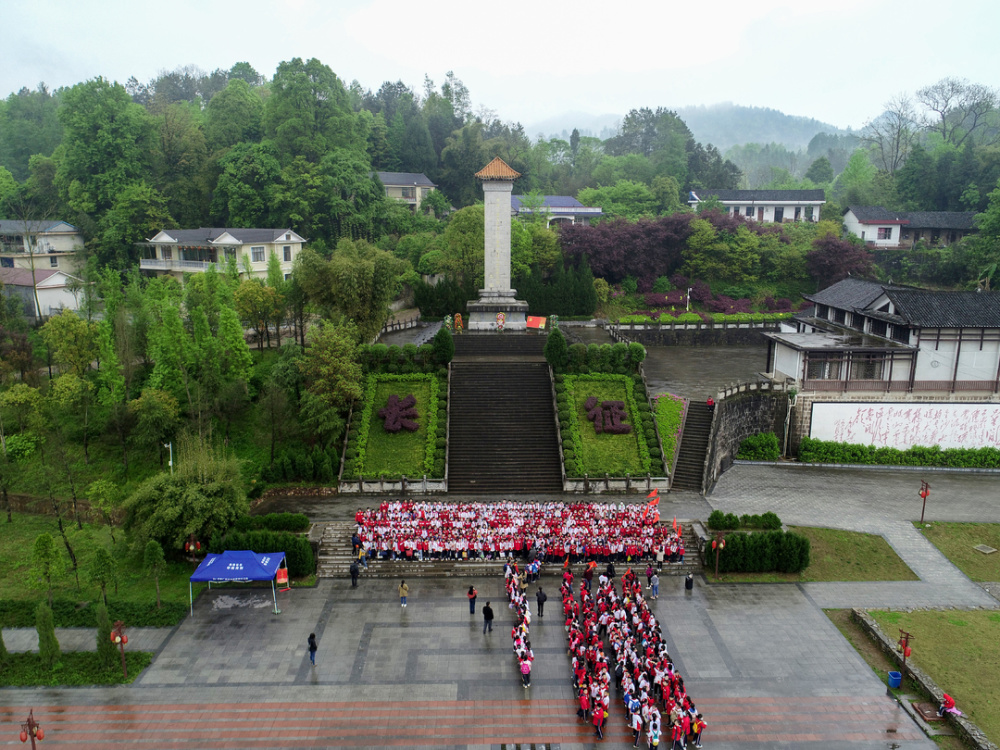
[354,500,685,562]
[505,562,534,687]
[560,563,708,748]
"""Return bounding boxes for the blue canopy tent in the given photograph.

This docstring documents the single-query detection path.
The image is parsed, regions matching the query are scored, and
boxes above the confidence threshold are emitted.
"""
[188,550,287,616]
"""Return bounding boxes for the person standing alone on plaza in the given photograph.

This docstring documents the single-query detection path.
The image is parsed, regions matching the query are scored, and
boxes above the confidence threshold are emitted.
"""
[483,601,494,633]
[467,585,478,614]
[650,572,659,600]
[307,633,318,666]
[536,587,547,618]
[399,580,409,607]
[350,560,360,588]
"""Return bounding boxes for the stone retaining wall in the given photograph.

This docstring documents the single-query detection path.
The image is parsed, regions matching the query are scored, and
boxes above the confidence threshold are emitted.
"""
[705,382,790,490]
[851,608,998,750]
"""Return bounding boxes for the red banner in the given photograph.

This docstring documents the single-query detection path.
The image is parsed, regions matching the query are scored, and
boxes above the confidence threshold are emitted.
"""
[526,316,547,329]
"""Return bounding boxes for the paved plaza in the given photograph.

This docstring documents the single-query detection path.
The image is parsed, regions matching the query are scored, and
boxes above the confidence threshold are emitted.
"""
[3,463,998,748]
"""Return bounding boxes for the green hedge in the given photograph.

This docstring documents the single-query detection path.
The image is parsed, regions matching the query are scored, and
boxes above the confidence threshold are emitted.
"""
[213,530,315,577]
[737,432,781,461]
[716,530,810,573]
[654,394,685,471]
[708,510,782,531]
[1,651,153,686]
[619,312,793,325]
[0,599,189,628]
[233,513,310,533]
[798,437,1000,468]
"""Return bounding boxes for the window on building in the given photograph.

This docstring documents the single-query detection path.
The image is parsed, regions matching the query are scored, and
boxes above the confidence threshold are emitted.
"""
[794,206,802,221]
[891,325,909,343]
[251,246,265,263]
[806,353,842,380]
[833,308,846,324]
[870,319,888,337]
[401,187,416,199]
[805,206,814,220]
[877,227,893,240]
[851,354,884,380]
[224,248,237,261]
[162,248,172,261]
[284,273,292,281]
[49,256,58,267]
[421,188,431,199]
[283,245,292,262]
[0,258,11,268]
[745,206,753,217]
[949,231,957,243]
[816,304,829,320]
[773,207,784,223]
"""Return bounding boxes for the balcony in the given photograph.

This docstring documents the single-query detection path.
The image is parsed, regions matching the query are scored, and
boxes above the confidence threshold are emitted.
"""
[140,258,222,273]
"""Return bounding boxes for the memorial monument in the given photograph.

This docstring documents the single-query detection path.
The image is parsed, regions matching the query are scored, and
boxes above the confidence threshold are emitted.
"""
[467,157,529,331]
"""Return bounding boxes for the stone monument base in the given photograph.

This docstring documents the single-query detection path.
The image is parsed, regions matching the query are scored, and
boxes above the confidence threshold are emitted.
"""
[466,291,529,331]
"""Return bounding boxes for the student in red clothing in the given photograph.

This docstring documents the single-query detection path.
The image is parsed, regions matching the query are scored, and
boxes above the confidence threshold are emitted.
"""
[593,704,605,739]
[670,722,685,750]
[691,713,707,748]
[577,688,590,720]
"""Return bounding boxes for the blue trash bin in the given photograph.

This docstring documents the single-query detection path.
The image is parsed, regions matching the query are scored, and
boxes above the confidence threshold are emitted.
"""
[888,671,902,688]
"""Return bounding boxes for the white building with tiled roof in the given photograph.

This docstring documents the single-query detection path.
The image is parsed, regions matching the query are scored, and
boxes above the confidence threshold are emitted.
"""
[0,267,84,320]
[0,220,84,274]
[843,206,977,248]
[374,172,437,212]
[688,189,825,223]
[764,277,1000,450]
[138,228,306,281]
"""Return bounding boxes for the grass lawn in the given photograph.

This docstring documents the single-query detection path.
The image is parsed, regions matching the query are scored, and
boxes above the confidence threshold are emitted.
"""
[361,377,434,478]
[710,526,919,583]
[570,379,646,476]
[0,512,204,626]
[917,522,1000,582]
[871,609,1000,744]
[1,651,154,687]
[825,609,964,750]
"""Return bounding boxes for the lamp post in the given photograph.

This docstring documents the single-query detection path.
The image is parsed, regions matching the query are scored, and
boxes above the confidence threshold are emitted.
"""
[686,287,693,312]
[164,442,173,475]
[918,481,931,524]
[898,629,914,670]
[19,709,44,748]
[711,531,726,580]
[111,620,129,679]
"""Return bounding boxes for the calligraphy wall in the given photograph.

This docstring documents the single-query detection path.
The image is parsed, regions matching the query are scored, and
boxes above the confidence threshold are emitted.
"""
[810,402,1000,449]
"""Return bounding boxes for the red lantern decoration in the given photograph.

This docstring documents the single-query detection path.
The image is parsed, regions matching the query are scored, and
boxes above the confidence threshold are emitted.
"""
[20,730,27,743]
[121,635,128,645]
[110,633,116,643]
[904,646,911,658]
[35,729,43,741]
[184,542,190,552]
[711,540,717,550]
[195,541,201,550]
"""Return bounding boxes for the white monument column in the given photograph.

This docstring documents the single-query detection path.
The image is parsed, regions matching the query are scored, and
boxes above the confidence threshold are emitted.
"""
[467,157,529,331]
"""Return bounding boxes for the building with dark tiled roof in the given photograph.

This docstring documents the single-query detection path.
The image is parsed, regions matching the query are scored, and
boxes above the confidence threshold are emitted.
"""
[374,171,437,212]
[510,195,603,227]
[688,189,825,223]
[137,228,307,281]
[764,277,1000,450]
[843,206,977,248]
[0,267,84,320]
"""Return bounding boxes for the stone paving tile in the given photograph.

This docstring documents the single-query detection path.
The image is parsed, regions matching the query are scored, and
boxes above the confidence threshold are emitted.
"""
[4,626,172,653]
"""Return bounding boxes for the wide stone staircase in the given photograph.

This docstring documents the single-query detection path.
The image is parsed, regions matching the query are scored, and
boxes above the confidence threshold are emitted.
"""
[670,401,713,492]
[447,334,562,494]
[317,519,703,579]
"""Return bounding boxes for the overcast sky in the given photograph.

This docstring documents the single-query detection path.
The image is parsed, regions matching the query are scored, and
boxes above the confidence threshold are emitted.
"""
[4,0,999,135]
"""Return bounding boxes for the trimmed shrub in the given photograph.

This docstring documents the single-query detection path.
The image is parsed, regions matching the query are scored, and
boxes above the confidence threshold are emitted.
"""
[798,437,1000,468]
[717,530,810,574]
[431,326,454,365]
[233,513,310,533]
[221,530,314,577]
[95,602,117,670]
[36,602,60,668]
[737,432,781,461]
[544,327,569,371]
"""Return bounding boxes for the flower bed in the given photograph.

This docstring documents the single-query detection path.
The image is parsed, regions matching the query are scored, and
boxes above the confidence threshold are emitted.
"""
[345,373,445,480]
[618,311,793,325]
[654,393,686,473]
[557,374,654,477]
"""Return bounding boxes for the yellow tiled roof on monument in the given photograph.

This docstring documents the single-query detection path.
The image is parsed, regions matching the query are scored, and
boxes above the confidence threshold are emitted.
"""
[475,157,521,180]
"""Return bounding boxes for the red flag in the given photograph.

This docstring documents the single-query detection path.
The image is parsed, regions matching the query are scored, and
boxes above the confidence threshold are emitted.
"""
[672,517,678,532]
[646,489,659,499]
[588,561,598,571]
[642,505,650,522]
[563,556,570,569]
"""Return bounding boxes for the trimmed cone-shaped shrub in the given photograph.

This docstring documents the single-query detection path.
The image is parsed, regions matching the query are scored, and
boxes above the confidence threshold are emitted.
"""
[95,602,118,670]
[544,327,569,372]
[431,326,454,365]
[0,625,9,664]
[36,601,60,668]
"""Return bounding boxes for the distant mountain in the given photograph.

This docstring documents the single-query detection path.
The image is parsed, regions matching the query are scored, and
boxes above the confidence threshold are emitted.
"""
[677,103,847,151]
[525,103,849,151]
[523,112,621,140]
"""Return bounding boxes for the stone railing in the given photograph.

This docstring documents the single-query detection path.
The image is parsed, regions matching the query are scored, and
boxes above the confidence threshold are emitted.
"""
[564,473,668,494]
[852,609,998,750]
